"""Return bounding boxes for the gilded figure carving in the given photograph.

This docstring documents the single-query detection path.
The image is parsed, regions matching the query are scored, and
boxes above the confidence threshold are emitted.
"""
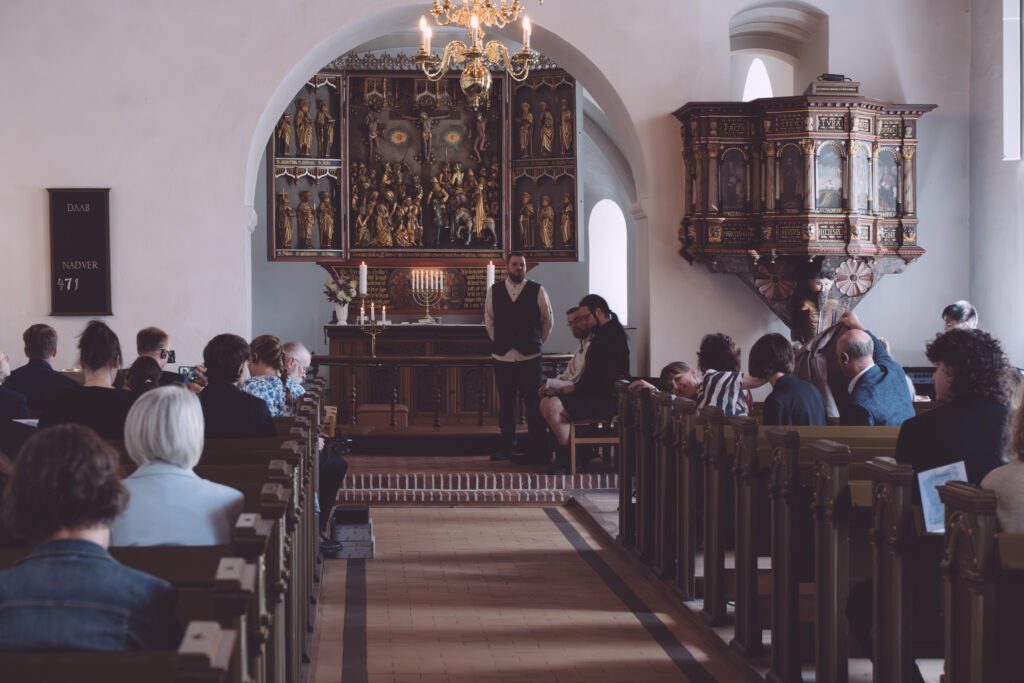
[275,192,295,247]
[472,112,488,162]
[354,205,371,246]
[296,191,315,248]
[559,193,574,246]
[519,191,535,249]
[365,113,382,160]
[275,113,293,155]
[538,101,555,156]
[517,102,534,156]
[538,194,555,248]
[295,100,314,156]
[315,100,335,157]
[369,200,394,247]
[559,98,574,154]
[317,191,335,247]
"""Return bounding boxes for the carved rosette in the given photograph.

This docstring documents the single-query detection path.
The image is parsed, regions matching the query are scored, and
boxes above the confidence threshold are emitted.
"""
[834,258,874,297]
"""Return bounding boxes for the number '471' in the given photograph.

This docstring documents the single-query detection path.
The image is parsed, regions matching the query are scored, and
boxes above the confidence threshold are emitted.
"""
[57,277,79,292]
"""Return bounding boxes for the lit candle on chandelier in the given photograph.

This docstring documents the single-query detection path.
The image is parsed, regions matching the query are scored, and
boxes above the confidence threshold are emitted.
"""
[522,15,531,50]
[470,14,480,45]
[419,16,431,53]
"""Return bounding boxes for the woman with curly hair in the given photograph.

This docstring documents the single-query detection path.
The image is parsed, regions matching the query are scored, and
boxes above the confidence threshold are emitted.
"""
[894,327,1012,483]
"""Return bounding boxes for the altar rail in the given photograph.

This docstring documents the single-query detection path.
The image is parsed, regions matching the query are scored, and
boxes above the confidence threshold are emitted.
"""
[311,354,573,428]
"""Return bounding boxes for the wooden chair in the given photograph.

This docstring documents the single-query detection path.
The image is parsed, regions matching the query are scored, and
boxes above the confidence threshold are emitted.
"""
[568,417,619,474]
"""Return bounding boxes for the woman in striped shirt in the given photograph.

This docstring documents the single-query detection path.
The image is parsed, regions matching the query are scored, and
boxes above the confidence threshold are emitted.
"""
[695,333,766,416]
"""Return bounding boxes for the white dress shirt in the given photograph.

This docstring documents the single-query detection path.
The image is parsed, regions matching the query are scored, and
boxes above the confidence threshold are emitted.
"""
[484,278,554,361]
[847,364,874,395]
[110,461,245,547]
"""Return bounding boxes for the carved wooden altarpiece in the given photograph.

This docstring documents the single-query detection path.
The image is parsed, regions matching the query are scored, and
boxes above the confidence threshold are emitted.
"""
[674,80,935,341]
[267,51,581,314]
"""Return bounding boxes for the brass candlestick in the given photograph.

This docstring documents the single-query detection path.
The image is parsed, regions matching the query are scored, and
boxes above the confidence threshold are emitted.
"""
[411,288,443,324]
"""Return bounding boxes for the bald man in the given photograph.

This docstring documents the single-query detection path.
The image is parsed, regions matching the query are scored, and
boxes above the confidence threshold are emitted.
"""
[835,311,914,426]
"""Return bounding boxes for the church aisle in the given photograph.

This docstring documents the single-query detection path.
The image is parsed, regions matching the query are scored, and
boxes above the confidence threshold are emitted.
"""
[311,506,752,683]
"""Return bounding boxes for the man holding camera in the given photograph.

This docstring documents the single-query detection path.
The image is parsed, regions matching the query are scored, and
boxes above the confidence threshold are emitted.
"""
[136,327,186,387]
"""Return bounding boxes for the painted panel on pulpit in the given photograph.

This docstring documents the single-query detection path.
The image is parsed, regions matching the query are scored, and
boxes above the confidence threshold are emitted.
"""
[877,149,899,214]
[853,144,871,212]
[779,144,803,211]
[815,143,844,210]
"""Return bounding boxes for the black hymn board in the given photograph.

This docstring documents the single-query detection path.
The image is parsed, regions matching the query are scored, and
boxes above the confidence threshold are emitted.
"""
[48,188,112,316]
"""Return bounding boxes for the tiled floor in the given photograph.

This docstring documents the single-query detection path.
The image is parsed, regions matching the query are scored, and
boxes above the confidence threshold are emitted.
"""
[311,506,752,683]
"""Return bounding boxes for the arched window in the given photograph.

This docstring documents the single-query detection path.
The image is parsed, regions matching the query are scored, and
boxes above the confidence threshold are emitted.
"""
[588,199,628,324]
[742,58,774,101]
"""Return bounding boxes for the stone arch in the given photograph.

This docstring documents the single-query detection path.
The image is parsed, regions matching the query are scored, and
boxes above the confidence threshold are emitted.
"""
[242,5,647,225]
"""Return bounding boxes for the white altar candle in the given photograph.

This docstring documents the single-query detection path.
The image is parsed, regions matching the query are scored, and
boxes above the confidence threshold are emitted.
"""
[382,304,387,323]
[486,261,495,288]
[360,301,365,325]
[370,301,375,322]
[358,262,368,295]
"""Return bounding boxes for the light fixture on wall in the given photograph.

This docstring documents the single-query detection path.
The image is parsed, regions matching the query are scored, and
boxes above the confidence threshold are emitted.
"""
[416,0,541,109]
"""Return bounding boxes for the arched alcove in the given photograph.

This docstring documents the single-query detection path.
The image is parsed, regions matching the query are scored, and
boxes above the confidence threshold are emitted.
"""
[728,2,828,98]
[587,199,628,325]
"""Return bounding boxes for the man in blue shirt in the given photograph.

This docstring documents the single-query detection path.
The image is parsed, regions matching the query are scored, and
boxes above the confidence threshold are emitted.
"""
[835,311,915,426]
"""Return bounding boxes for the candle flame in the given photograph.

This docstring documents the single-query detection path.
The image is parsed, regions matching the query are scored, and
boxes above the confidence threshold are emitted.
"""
[470,14,480,29]
[419,15,428,32]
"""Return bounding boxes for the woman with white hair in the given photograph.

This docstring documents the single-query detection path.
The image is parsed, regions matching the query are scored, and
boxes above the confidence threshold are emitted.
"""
[110,385,244,546]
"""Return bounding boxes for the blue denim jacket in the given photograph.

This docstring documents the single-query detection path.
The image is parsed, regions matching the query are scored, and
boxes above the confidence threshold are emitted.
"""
[0,539,180,651]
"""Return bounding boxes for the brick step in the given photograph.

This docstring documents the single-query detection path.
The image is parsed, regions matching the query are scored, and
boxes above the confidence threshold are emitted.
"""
[342,472,618,492]
[337,489,573,505]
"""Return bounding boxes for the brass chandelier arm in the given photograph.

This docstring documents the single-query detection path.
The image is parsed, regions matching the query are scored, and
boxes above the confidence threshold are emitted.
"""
[483,40,535,81]
[418,40,471,81]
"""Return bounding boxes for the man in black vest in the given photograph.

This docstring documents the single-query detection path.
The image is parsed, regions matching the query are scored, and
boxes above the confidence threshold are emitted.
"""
[485,252,553,464]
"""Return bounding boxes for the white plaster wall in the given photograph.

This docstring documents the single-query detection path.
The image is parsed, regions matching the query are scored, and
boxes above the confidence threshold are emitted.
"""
[0,0,975,375]
[969,0,1024,366]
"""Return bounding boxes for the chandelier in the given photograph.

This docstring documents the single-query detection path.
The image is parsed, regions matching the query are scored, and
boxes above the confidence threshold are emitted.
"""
[416,0,542,109]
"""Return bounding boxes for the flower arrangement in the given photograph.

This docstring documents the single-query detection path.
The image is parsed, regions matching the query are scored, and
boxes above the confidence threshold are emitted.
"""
[324,274,358,305]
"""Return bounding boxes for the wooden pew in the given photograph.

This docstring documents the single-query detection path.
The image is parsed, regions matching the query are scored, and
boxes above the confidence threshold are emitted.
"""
[864,458,943,683]
[0,621,237,683]
[633,388,656,563]
[616,381,637,548]
[652,391,677,578]
[699,407,732,625]
[0,547,249,683]
[939,482,1024,683]
[672,397,701,601]
[728,425,899,683]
